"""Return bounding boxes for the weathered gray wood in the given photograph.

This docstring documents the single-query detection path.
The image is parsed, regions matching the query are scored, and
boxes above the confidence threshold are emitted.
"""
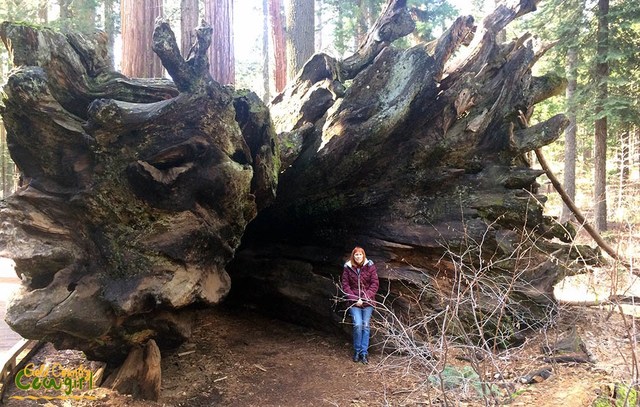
[0,0,601,359]
[340,0,416,80]
[227,0,600,346]
[0,20,278,361]
[107,339,161,400]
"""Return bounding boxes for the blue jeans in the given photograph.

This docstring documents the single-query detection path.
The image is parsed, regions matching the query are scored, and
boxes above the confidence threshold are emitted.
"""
[350,306,373,356]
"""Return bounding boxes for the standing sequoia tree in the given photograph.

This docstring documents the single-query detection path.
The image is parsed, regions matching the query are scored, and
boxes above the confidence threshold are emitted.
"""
[284,0,315,81]
[180,0,199,56]
[0,0,599,365]
[121,0,164,78]
[205,0,235,85]
[269,0,287,93]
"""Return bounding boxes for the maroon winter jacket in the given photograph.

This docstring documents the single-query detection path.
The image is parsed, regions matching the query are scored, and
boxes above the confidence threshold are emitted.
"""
[341,259,379,307]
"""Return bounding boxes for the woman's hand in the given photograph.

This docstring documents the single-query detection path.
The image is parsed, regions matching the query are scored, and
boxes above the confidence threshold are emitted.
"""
[356,299,364,307]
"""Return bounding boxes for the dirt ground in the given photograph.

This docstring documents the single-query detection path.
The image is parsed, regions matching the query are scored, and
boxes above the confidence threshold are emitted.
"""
[2,299,640,407]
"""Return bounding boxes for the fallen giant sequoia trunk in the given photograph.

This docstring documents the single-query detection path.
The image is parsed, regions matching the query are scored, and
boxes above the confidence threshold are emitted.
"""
[227,0,600,344]
[0,0,601,363]
[0,21,278,360]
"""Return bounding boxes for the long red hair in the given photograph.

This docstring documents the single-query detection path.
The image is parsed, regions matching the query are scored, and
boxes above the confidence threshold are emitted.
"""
[350,246,367,267]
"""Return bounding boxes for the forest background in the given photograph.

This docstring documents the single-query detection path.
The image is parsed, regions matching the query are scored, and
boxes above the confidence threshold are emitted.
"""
[0,0,639,239]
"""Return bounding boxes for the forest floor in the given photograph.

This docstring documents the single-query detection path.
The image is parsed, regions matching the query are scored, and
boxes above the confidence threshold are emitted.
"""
[2,229,640,406]
[2,297,640,407]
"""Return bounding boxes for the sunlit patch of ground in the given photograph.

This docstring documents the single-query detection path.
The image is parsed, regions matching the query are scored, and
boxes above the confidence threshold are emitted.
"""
[0,257,18,281]
[0,257,22,357]
[555,268,640,302]
[554,221,640,317]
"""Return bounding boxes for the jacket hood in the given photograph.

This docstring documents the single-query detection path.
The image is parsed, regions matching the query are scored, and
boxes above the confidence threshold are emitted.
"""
[344,259,374,269]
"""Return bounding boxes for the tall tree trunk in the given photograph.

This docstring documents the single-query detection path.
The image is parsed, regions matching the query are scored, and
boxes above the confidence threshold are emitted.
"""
[593,0,609,232]
[180,0,199,57]
[104,0,116,70]
[269,0,287,93]
[616,128,630,221]
[315,0,322,51]
[262,0,270,102]
[560,47,578,223]
[204,0,235,85]
[121,0,164,78]
[284,0,314,81]
[38,0,49,23]
[355,0,368,46]
[1,123,5,199]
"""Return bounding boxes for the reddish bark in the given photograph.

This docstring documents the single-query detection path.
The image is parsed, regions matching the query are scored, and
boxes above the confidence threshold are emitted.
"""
[121,0,164,77]
[204,0,235,85]
[269,0,287,93]
[180,0,199,57]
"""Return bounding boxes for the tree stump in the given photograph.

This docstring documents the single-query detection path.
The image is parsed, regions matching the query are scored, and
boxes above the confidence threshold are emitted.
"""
[105,339,161,401]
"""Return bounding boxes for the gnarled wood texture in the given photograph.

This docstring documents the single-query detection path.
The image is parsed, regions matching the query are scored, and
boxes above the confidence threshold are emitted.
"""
[0,20,278,361]
[227,0,600,345]
[0,0,601,362]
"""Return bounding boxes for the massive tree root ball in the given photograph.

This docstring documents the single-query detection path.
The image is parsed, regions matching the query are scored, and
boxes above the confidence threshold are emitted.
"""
[227,0,600,345]
[0,0,599,371]
[0,20,278,362]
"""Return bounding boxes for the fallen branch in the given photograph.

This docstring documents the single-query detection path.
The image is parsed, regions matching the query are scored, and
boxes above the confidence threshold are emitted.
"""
[340,0,415,80]
[557,299,607,307]
[558,295,640,307]
[534,148,630,269]
[514,111,624,267]
[542,355,593,364]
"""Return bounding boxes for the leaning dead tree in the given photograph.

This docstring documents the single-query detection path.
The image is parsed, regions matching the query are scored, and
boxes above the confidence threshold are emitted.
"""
[0,20,278,362]
[227,0,600,345]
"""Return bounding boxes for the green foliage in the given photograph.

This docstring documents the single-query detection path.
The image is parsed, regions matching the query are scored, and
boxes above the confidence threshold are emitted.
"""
[0,0,101,33]
[428,365,501,398]
[594,383,638,407]
[323,0,459,55]
[0,0,41,22]
[409,0,458,41]
[606,3,640,130]
[521,0,640,194]
[322,0,365,56]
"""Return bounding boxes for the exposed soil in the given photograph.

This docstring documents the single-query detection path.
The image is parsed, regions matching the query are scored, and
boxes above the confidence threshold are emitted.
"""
[2,299,639,407]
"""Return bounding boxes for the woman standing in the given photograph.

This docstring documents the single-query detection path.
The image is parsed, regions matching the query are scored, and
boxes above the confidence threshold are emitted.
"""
[341,246,379,364]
